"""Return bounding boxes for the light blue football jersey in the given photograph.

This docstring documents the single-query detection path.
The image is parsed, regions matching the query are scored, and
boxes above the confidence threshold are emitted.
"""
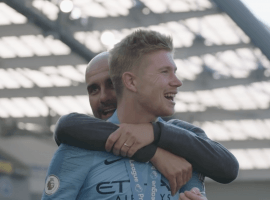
[42,111,205,200]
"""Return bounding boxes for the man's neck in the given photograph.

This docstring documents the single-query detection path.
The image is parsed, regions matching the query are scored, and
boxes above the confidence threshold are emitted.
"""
[117,96,157,124]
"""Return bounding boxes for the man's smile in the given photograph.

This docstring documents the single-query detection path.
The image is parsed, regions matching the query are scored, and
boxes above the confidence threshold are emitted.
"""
[102,107,116,115]
[100,106,117,119]
[164,92,176,104]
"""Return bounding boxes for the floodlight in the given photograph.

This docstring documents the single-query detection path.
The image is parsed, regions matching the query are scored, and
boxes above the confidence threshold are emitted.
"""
[100,31,115,46]
[59,0,73,13]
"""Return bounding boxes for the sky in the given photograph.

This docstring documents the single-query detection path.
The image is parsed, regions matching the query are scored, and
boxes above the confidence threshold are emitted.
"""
[241,0,270,27]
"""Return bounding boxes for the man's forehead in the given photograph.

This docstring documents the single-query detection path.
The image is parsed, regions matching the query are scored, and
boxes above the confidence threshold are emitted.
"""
[86,52,110,78]
[87,65,109,78]
[86,67,111,88]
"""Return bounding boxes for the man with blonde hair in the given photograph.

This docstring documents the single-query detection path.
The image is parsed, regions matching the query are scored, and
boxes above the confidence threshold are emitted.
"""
[43,30,238,200]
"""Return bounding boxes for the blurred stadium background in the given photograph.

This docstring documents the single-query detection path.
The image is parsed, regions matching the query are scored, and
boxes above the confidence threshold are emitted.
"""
[0,0,269,199]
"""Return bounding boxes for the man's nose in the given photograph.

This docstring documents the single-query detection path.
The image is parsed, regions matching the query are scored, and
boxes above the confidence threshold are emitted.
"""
[170,74,182,87]
[99,89,108,103]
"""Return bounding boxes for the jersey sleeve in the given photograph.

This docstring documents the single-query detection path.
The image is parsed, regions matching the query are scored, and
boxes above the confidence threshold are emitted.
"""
[54,113,157,163]
[155,119,239,184]
[41,144,95,200]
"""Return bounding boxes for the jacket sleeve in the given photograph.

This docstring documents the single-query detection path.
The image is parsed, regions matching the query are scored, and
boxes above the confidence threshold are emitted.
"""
[54,113,157,162]
[155,119,239,184]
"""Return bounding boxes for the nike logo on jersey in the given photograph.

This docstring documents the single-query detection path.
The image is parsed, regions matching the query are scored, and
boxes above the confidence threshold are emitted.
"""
[104,158,123,165]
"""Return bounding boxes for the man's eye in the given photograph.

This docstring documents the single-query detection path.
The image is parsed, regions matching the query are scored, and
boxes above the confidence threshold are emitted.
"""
[161,70,168,73]
[88,87,99,95]
[92,88,98,93]
[109,81,114,89]
[106,79,114,89]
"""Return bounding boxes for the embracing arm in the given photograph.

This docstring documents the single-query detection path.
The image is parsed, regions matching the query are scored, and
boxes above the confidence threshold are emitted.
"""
[156,119,239,183]
[55,113,239,183]
[54,113,157,162]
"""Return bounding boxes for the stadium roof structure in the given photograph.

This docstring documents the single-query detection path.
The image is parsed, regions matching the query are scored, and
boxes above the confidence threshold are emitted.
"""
[0,0,270,189]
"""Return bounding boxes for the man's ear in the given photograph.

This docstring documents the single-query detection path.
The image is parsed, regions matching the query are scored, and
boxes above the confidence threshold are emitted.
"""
[122,72,137,92]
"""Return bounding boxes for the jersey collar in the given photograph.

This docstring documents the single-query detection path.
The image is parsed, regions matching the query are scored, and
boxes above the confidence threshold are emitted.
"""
[107,110,120,124]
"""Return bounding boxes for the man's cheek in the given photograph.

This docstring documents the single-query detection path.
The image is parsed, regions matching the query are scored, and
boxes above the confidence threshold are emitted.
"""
[90,101,99,116]
[92,107,100,119]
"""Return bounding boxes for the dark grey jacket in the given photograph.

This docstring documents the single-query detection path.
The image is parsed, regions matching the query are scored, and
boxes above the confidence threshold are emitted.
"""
[54,112,239,184]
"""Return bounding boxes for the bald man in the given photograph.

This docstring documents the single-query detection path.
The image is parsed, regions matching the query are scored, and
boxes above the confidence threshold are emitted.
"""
[85,52,117,120]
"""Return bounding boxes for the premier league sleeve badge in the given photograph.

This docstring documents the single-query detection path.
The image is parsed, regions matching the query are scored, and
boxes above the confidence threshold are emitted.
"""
[45,175,60,195]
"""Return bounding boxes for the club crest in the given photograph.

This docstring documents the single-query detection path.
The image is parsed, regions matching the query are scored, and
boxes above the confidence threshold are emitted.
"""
[45,175,60,195]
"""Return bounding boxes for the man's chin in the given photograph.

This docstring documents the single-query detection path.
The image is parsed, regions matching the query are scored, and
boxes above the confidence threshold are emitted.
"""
[158,109,174,117]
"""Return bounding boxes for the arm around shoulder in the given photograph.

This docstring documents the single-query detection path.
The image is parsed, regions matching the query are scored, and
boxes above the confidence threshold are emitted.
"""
[54,113,118,150]
[54,113,158,163]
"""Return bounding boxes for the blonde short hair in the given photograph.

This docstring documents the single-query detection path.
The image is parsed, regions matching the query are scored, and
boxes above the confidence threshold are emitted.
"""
[109,29,173,97]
